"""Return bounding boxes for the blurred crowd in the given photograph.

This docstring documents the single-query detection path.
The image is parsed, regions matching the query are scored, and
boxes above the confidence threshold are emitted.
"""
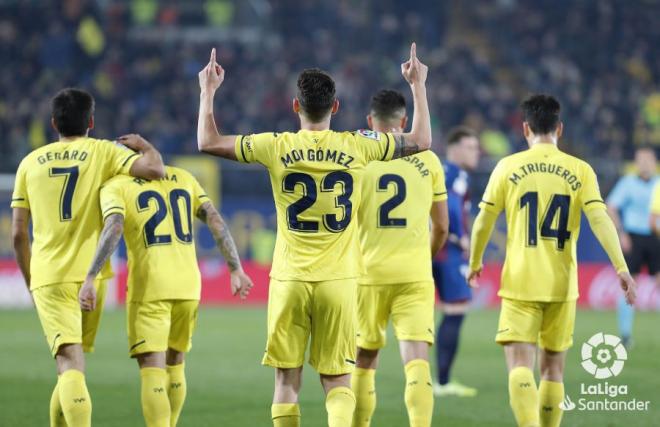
[0,0,658,176]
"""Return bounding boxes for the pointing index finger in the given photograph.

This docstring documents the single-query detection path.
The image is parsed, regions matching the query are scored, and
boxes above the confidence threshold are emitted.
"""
[410,42,417,60]
[210,48,216,64]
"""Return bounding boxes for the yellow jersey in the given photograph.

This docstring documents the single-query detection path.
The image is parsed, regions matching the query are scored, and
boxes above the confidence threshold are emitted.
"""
[358,151,447,285]
[11,137,140,289]
[235,129,395,281]
[100,166,210,302]
[479,143,606,302]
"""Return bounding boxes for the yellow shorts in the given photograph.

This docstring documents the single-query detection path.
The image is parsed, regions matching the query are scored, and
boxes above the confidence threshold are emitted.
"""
[264,278,357,375]
[127,300,199,357]
[496,298,576,352]
[357,281,435,350]
[32,280,107,357]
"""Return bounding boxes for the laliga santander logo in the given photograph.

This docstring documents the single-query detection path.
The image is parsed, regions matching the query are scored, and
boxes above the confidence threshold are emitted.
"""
[580,333,627,379]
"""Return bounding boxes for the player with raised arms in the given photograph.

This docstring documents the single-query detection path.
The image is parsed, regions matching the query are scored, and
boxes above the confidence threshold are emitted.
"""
[351,89,449,427]
[11,88,165,426]
[468,94,636,427]
[78,164,253,427]
[197,44,431,427]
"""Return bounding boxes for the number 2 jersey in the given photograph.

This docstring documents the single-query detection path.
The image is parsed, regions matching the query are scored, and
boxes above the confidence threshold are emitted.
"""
[480,143,606,302]
[235,129,395,281]
[358,151,447,285]
[100,166,210,302]
[11,137,140,290]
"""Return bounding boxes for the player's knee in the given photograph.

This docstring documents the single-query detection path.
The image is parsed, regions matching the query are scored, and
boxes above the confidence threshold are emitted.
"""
[540,351,565,381]
[55,344,85,373]
[166,348,185,366]
[136,352,166,369]
[356,347,379,369]
[400,340,429,365]
[320,373,351,394]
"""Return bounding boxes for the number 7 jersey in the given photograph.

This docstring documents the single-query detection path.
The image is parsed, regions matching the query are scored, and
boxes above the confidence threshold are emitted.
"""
[100,166,210,302]
[480,143,606,302]
[11,137,140,290]
[235,129,395,281]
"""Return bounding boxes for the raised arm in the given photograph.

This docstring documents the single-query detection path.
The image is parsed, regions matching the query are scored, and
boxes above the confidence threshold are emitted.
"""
[79,213,124,311]
[430,200,449,257]
[196,201,252,298]
[585,208,636,305]
[197,48,239,160]
[116,134,166,180]
[11,208,31,292]
[391,43,432,159]
[467,208,498,288]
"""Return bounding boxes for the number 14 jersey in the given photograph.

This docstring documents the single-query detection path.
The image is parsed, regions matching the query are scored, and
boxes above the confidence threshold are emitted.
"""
[480,143,606,302]
[11,137,140,290]
[100,166,210,302]
[235,130,395,281]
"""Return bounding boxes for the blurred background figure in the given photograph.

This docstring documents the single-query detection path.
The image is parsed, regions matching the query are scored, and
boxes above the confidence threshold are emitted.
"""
[432,127,480,397]
[606,145,658,348]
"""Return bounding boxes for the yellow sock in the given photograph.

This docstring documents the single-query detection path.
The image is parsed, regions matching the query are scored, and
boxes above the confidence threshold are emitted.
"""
[351,368,376,427]
[271,403,300,427]
[167,363,187,426]
[326,386,356,427]
[58,369,91,427]
[508,367,540,427]
[404,359,434,427]
[49,378,67,427]
[140,367,171,427]
[539,380,564,427]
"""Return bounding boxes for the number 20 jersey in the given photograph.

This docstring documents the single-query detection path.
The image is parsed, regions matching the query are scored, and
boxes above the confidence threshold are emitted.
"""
[235,130,395,281]
[100,166,210,302]
[11,137,140,290]
[479,143,606,302]
[358,151,447,285]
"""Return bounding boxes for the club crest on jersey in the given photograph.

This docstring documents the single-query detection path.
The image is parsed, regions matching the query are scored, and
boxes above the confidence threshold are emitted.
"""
[357,129,380,140]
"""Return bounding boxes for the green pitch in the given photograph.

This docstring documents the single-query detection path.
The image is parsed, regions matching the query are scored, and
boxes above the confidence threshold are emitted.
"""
[0,308,657,426]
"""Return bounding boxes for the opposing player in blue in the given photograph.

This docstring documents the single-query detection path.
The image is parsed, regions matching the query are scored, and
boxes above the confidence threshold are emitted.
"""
[432,127,480,397]
[606,145,658,348]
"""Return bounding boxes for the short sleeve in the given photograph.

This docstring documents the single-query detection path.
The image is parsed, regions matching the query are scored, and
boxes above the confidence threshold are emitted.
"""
[11,161,29,209]
[106,140,141,176]
[235,133,277,166]
[99,180,126,221]
[605,176,628,209]
[354,129,395,162]
[479,160,506,214]
[581,164,607,212]
[429,154,448,202]
[190,174,212,213]
[651,183,660,215]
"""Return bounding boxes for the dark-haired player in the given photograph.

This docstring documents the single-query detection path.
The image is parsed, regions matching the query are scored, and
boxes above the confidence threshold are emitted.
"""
[352,89,449,427]
[11,88,165,426]
[432,126,480,398]
[468,94,636,427]
[78,164,253,427]
[197,44,431,427]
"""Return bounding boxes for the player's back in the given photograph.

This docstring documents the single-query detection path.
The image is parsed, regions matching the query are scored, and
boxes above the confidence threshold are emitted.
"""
[11,137,139,288]
[100,166,210,302]
[481,144,604,301]
[236,129,394,281]
[358,150,447,284]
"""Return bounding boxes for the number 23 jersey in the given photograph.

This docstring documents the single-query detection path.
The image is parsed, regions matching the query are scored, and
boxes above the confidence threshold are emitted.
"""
[11,137,140,290]
[480,143,606,302]
[100,166,210,302]
[235,130,395,281]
